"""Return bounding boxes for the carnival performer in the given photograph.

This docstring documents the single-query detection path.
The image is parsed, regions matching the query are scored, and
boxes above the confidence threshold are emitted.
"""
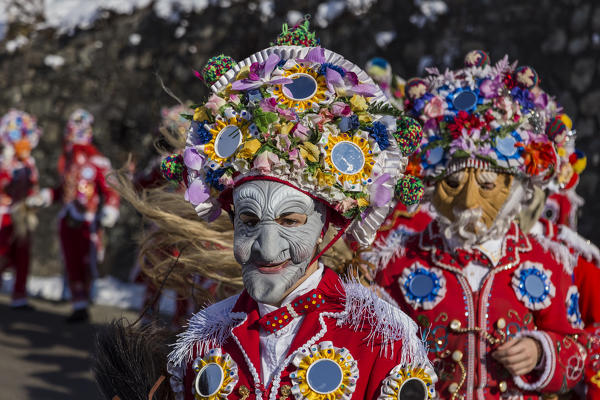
[32,109,120,322]
[364,51,587,399]
[99,20,438,400]
[519,113,600,399]
[0,110,42,309]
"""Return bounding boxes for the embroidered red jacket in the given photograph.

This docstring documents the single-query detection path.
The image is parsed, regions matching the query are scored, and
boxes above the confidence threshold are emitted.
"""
[0,156,39,228]
[168,268,435,400]
[49,144,119,221]
[371,221,586,400]
[531,218,600,399]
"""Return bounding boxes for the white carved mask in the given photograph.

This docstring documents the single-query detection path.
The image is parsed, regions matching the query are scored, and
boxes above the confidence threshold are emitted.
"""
[233,180,326,305]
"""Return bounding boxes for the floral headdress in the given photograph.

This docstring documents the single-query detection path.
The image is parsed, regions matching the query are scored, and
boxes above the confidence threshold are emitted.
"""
[0,109,42,149]
[404,50,562,184]
[65,108,94,145]
[162,21,424,245]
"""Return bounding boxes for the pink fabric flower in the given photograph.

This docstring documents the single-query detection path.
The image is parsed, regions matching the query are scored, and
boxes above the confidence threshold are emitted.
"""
[260,98,278,112]
[479,77,502,99]
[331,101,352,117]
[334,197,357,213]
[205,94,227,115]
[423,96,447,118]
[292,123,310,142]
[252,151,281,174]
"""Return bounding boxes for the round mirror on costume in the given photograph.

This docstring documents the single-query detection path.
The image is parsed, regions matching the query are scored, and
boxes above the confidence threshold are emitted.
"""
[283,73,318,101]
[398,377,428,400]
[195,363,224,397]
[306,359,343,394]
[511,262,556,310]
[452,90,478,111]
[378,364,436,400]
[191,348,238,400]
[290,342,359,399]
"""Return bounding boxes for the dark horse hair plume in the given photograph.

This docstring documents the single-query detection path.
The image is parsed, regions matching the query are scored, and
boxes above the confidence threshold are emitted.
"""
[92,319,176,400]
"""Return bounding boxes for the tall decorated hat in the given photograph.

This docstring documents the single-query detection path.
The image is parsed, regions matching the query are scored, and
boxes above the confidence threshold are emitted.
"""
[65,108,94,145]
[0,109,42,149]
[404,50,562,185]
[161,20,424,246]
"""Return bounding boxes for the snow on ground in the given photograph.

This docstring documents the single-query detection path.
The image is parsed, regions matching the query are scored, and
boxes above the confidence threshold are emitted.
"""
[1,271,177,314]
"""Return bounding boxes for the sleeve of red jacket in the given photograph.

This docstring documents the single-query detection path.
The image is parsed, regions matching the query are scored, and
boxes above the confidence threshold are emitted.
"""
[93,156,120,208]
[512,260,587,393]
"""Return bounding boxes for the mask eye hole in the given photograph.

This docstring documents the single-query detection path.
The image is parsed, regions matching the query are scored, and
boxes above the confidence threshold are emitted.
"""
[240,212,260,227]
[444,176,461,189]
[479,182,496,190]
[276,213,307,227]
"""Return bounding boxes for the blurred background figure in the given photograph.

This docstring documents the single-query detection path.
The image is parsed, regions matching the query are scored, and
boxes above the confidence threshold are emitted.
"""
[30,109,120,322]
[0,109,42,309]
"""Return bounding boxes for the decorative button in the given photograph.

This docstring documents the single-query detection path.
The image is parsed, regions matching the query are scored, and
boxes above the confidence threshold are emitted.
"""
[496,318,506,329]
[450,319,461,331]
[452,350,463,362]
[498,381,507,392]
[448,383,459,393]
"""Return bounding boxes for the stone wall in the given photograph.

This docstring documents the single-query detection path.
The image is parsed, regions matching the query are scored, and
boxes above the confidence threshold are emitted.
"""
[0,0,597,277]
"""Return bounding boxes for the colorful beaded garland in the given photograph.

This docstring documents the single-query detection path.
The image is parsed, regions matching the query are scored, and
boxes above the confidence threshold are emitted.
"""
[464,50,490,67]
[161,154,185,181]
[395,175,424,206]
[395,116,423,156]
[201,55,237,87]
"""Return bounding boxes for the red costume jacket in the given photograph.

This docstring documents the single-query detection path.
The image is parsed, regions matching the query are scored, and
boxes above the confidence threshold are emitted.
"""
[0,156,38,228]
[168,268,435,400]
[50,143,119,221]
[531,218,600,399]
[370,221,586,399]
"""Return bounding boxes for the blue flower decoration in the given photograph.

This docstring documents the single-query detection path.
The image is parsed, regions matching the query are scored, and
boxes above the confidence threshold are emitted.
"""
[566,286,584,329]
[510,87,535,112]
[446,87,483,114]
[412,93,434,115]
[494,130,523,161]
[420,137,445,169]
[367,121,390,150]
[191,120,212,145]
[512,262,556,310]
[205,168,226,190]
[401,263,446,310]
[245,89,263,103]
[338,114,359,133]
[318,63,346,78]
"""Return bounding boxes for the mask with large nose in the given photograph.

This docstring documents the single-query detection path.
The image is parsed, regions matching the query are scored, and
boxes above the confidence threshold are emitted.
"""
[233,180,326,305]
[432,168,513,235]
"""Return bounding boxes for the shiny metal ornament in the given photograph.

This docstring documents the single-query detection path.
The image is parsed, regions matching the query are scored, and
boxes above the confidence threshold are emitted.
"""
[191,348,239,400]
[214,125,242,159]
[452,91,478,111]
[283,73,318,101]
[331,141,365,175]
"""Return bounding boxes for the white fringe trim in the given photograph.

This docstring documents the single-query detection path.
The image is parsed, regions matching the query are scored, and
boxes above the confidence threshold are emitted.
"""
[168,294,242,368]
[338,278,430,366]
[512,330,555,391]
[530,234,577,275]
[557,226,600,264]
[362,227,418,274]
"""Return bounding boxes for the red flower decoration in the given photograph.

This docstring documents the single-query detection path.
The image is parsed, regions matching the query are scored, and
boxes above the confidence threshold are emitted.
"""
[447,110,486,138]
[522,141,556,177]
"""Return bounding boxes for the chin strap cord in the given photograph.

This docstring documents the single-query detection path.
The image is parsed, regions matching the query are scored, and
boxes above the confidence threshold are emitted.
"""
[310,219,352,266]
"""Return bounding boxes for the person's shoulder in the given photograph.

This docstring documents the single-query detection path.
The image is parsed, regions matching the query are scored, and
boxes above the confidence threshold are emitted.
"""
[527,230,577,275]
[168,294,242,368]
[335,279,429,364]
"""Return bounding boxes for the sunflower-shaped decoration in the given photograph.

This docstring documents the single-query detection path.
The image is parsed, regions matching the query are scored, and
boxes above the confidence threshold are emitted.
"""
[272,62,330,113]
[191,348,239,400]
[202,114,251,166]
[324,132,375,188]
[378,363,436,400]
[290,341,359,399]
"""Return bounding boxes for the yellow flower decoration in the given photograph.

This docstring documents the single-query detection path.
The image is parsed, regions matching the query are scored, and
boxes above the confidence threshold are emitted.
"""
[204,116,249,164]
[194,107,210,122]
[237,138,262,160]
[316,170,336,187]
[299,142,321,163]
[273,63,329,113]
[290,341,358,400]
[324,133,375,185]
[192,348,239,400]
[349,94,368,112]
[378,364,436,400]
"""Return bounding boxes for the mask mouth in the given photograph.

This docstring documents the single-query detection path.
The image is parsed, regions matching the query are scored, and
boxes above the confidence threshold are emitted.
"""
[256,259,291,274]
